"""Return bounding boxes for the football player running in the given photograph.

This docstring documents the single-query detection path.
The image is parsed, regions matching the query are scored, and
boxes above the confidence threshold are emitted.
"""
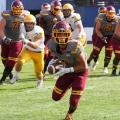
[63,3,86,46]
[10,14,45,88]
[0,0,24,85]
[48,20,88,120]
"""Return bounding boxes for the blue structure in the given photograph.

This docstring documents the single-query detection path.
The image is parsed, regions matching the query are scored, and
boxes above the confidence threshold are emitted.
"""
[6,0,120,27]
[6,0,52,10]
[5,0,120,41]
[0,0,6,20]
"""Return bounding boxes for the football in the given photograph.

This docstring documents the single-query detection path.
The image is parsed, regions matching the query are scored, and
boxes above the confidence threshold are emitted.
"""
[47,60,65,74]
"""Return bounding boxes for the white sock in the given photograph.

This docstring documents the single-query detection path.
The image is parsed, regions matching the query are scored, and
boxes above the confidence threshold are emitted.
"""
[37,79,43,87]
[38,79,43,84]
[15,71,20,79]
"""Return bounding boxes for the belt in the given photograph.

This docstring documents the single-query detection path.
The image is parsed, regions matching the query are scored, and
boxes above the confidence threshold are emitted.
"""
[11,40,23,43]
[34,51,42,53]
[25,48,42,53]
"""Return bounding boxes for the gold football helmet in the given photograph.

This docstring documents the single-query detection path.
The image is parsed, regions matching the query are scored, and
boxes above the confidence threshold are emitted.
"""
[52,20,71,44]
[63,3,74,18]
[51,0,62,15]
[24,14,36,23]
[106,6,116,20]
[24,14,36,31]
[11,0,24,16]
[41,3,51,12]
[98,6,107,14]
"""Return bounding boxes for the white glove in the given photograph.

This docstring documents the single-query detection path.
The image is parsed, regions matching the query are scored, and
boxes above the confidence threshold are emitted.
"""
[101,37,108,43]
[48,59,58,66]
[47,59,58,72]
[22,38,29,44]
[2,36,12,44]
[55,67,74,77]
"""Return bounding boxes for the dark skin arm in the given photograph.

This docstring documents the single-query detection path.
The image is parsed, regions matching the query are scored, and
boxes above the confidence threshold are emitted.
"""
[95,19,104,39]
[114,21,120,36]
[73,52,87,73]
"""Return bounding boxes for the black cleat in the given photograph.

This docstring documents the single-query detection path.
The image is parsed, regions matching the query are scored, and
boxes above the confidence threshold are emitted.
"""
[87,60,91,66]
[0,80,4,85]
[111,69,117,76]
[9,72,13,80]
[118,71,120,75]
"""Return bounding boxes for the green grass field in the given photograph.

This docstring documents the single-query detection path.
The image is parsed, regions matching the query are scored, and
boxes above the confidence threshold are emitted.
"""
[0,45,120,120]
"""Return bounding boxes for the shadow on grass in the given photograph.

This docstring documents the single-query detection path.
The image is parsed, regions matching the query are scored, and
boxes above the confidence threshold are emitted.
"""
[89,74,120,78]
[18,78,35,82]
[0,85,35,91]
[13,75,54,83]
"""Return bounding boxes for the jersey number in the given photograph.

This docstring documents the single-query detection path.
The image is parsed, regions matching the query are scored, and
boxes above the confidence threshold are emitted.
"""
[12,21,21,30]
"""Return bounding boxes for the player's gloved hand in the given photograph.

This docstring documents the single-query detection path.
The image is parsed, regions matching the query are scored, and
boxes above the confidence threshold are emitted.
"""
[2,36,12,44]
[55,67,74,77]
[48,59,58,66]
[101,37,108,43]
[22,38,30,44]
[47,59,58,71]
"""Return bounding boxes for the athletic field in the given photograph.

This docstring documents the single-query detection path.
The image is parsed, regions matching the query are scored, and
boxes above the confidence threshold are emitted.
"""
[0,45,120,120]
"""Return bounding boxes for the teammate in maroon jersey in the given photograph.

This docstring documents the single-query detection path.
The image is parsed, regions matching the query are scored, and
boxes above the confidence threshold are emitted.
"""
[89,6,119,73]
[87,6,107,70]
[0,0,25,84]
[38,0,63,76]
[111,13,120,75]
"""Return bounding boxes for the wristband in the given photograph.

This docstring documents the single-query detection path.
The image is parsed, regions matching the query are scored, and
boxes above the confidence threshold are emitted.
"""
[2,36,6,40]
[70,67,74,72]
[23,38,29,44]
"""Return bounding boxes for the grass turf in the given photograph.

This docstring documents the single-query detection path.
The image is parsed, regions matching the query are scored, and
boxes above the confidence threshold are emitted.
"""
[0,45,120,120]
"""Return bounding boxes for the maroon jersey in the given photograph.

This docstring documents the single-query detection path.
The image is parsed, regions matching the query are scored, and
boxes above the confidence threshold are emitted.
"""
[48,39,87,68]
[2,11,24,41]
[97,14,119,37]
[38,11,63,36]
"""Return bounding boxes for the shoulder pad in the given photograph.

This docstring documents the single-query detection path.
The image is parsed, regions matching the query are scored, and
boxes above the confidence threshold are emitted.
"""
[41,13,48,16]
[35,26,44,36]
[97,13,105,20]
[67,41,82,55]
[74,13,81,22]
[71,41,81,53]
[35,14,40,18]
[40,11,49,16]
[35,25,43,31]
[115,15,120,21]
[1,11,11,18]
[118,17,120,22]
[22,10,30,16]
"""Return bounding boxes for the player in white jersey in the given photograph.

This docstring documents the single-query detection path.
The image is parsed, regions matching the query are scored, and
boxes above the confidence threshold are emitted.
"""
[63,3,86,46]
[10,14,45,88]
